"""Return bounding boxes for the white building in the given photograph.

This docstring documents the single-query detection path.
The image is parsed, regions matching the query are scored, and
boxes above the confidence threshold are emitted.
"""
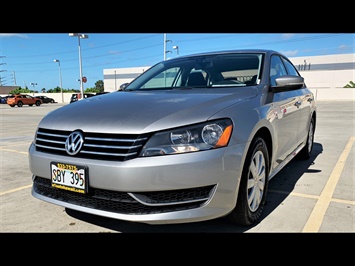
[103,53,355,101]
[291,53,354,100]
[103,66,150,92]
[291,53,354,89]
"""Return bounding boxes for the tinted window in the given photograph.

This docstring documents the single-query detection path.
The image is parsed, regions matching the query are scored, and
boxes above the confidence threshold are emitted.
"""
[270,55,288,86]
[281,57,300,76]
[125,53,263,90]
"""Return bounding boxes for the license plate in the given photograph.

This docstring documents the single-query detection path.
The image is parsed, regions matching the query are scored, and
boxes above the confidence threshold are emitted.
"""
[51,162,88,194]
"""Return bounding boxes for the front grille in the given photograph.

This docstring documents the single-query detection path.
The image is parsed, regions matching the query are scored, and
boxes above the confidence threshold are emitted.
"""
[35,128,150,161]
[33,176,215,215]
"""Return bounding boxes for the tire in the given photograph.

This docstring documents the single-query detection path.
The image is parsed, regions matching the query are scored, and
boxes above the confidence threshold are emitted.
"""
[226,137,269,226]
[298,117,315,160]
[17,101,23,107]
[35,101,41,106]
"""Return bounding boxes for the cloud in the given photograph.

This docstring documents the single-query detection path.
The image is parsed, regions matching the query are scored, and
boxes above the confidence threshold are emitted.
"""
[108,50,121,55]
[281,50,299,57]
[338,44,353,53]
[281,34,295,40]
[0,33,28,39]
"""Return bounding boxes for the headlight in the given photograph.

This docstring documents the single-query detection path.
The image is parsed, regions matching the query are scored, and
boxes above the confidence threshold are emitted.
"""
[140,119,233,157]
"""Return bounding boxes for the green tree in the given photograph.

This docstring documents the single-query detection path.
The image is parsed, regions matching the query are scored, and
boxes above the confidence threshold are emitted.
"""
[85,80,104,93]
[344,81,355,88]
[51,86,62,93]
[10,87,32,94]
[95,80,104,92]
[9,80,104,94]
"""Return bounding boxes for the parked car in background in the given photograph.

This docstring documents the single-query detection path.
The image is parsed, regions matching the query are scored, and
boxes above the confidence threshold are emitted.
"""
[0,95,13,104]
[94,92,110,96]
[36,95,55,103]
[29,49,316,227]
[7,94,42,107]
[69,93,95,103]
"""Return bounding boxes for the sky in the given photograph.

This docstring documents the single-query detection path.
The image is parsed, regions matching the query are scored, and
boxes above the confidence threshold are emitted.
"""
[0,33,354,91]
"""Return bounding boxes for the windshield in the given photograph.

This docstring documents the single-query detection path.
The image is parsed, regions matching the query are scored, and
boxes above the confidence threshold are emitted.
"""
[124,53,263,91]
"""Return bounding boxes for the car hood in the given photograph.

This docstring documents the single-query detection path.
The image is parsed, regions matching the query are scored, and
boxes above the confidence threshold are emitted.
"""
[39,89,257,134]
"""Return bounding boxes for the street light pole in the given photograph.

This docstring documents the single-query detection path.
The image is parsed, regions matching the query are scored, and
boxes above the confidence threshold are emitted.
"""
[54,59,63,103]
[173,45,179,57]
[114,70,117,91]
[30,82,37,96]
[69,33,88,100]
[78,36,84,99]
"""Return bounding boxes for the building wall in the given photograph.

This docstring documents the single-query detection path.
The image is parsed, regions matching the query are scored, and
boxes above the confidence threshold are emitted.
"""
[103,66,150,92]
[0,86,20,94]
[291,53,354,89]
[102,54,354,97]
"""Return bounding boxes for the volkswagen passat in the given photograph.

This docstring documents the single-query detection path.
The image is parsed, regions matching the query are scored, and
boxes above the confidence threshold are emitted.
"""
[29,49,316,226]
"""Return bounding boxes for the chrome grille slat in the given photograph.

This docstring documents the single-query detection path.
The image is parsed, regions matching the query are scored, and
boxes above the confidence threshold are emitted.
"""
[37,132,68,138]
[35,144,66,151]
[35,128,151,161]
[80,150,137,157]
[36,137,65,144]
[86,136,148,142]
[84,143,142,149]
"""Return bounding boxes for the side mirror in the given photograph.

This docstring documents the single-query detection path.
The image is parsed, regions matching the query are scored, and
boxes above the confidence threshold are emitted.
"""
[270,75,305,93]
[119,83,129,91]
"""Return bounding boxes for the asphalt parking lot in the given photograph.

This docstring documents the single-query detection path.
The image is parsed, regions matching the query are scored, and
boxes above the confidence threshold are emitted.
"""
[0,100,354,233]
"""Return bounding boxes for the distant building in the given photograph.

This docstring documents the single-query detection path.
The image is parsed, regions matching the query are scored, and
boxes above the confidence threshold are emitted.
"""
[103,53,355,92]
[0,85,20,95]
[290,53,355,90]
[103,66,150,92]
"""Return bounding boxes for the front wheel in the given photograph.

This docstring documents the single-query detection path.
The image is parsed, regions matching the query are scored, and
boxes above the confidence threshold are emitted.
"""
[298,117,315,160]
[17,101,23,107]
[226,137,269,226]
[35,101,41,106]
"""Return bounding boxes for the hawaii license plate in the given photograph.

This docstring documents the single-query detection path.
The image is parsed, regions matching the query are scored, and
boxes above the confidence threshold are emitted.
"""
[51,162,88,194]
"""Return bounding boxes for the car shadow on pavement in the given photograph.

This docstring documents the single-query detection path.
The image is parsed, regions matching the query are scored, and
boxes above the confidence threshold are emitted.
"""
[260,142,323,221]
[65,208,251,233]
[65,142,323,233]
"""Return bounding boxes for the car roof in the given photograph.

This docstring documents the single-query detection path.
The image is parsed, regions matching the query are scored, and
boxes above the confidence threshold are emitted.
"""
[169,49,283,60]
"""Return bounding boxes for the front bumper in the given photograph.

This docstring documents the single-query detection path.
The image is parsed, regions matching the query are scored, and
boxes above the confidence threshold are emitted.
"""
[29,142,247,224]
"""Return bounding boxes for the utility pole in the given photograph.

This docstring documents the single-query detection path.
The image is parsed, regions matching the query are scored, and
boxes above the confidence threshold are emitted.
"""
[0,70,7,86]
[0,56,6,86]
[164,33,172,60]
[12,71,17,85]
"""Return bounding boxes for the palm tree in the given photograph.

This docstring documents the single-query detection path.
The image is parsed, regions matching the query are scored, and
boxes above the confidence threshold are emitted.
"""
[344,81,355,88]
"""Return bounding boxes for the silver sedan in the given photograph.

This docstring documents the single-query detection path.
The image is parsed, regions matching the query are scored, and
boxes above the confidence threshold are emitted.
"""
[29,49,316,226]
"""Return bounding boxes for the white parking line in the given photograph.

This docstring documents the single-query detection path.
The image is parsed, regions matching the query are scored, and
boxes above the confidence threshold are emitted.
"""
[302,136,355,232]
[0,148,28,155]
[0,185,32,196]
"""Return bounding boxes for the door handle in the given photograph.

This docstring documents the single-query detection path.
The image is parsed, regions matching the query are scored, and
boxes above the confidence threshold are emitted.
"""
[294,101,301,107]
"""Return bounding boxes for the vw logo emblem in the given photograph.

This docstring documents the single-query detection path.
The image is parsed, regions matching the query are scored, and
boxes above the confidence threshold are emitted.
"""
[65,131,84,155]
